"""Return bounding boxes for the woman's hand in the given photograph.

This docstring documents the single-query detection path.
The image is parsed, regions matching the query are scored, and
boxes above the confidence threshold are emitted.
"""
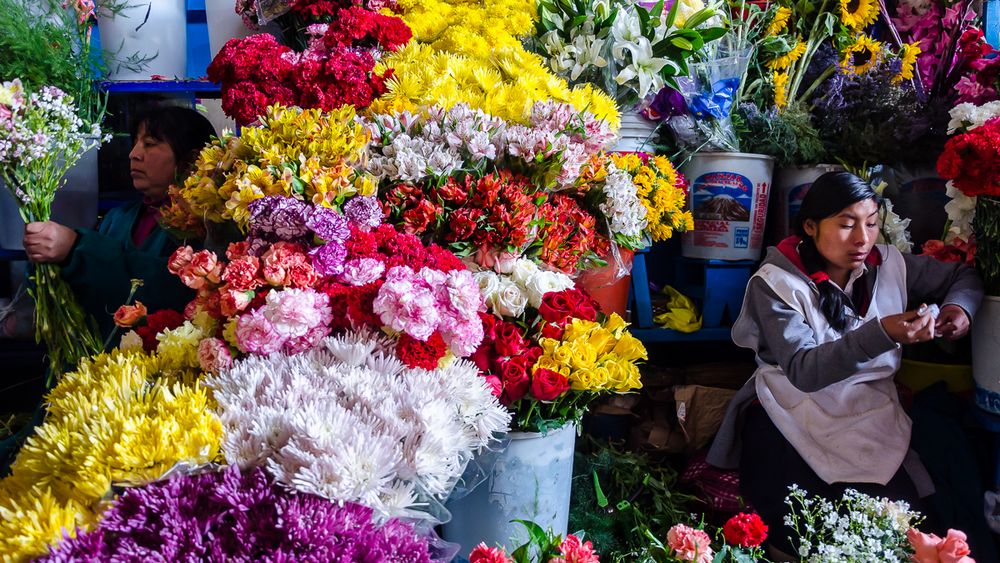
[881,307,936,344]
[23,221,77,263]
[935,304,971,340]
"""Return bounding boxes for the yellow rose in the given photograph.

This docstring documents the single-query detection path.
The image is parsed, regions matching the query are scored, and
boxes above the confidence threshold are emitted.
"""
[552,343,574,367]
[534,356,570,376]
[612,334,648,362]
[569,341,597,371]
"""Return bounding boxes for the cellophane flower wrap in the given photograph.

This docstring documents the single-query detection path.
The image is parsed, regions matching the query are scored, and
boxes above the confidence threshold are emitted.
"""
[38,466,435,562]
[210,0,412,125]
[160,104,374,234]
[367,102,618,274]
[936,101,1000,293]
[470,258,647,432]
[0,79,105,377]
[0,349,222,561]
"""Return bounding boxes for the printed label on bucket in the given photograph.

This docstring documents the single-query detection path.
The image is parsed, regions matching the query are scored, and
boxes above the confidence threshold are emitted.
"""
[686,171,769,258]
[787,182,810,223]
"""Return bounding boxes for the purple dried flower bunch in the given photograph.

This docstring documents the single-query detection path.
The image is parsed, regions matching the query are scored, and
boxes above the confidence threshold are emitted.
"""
[39,466,433,562]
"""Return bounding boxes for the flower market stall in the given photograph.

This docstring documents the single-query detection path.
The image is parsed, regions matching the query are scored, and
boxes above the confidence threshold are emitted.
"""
[1,0,999,561]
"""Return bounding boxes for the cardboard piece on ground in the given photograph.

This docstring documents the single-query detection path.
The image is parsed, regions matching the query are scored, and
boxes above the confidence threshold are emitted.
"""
[674,384,737,450]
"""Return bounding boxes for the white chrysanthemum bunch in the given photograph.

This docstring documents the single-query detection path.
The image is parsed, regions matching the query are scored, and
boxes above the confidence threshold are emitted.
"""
[946,101,1000,134]
[599,161,648,243]
[473,258,575,317]
[784,486,920,563]
[206,329,511,519]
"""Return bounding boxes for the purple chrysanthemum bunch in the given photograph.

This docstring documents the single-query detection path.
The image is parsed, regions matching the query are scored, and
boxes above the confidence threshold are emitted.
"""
[39,466,433,562]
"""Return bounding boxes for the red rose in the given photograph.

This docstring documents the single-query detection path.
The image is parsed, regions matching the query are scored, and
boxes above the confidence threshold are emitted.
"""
[470,343,496,373]
[530,368,570,401]
[722,513,768,548]
[498,360,529,404]
[493,322,527,357]
[483,375,503,397]
[540,323,564,340]
[538,291,575,324]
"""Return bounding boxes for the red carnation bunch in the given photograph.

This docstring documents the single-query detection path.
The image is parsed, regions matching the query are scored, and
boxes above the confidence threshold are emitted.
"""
[207,5,410,125]
[722,513,768,549]
[135,309,186,352]
[937,117,1000,197]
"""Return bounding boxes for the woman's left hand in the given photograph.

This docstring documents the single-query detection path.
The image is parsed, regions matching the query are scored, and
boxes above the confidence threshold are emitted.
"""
[935,304,971,340]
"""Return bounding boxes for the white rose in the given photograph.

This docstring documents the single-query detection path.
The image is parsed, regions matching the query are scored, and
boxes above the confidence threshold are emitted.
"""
[119,330,143,351]
[473,271,502,303]
[525,270,574,308]
[510,259,539,287]
[489,279,528,317]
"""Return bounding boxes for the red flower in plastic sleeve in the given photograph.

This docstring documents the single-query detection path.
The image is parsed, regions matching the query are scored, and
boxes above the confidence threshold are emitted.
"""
[722,513,768,548]
[114,301,147,328]
[499,359,530,403]
[168,246,195,275]
[469,543,512,563]
[531,368,570,401]
[494,322,528,357]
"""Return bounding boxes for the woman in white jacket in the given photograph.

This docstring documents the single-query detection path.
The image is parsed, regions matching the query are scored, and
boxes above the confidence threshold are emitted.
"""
[708,171,983,558]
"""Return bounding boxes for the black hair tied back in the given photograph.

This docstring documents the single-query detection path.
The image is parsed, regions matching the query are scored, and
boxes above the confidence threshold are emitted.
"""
[792,171,881,332]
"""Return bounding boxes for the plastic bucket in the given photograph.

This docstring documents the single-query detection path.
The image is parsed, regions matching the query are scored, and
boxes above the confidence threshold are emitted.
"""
[576,248,634,317]
[0,141,100,250]
[680,152,775,261]
[613,111,658,153]
[98,0,187,80]
[206,0,254,59]
[770,164,842,241]
[973,296,1000,413]
[442,422,576,555]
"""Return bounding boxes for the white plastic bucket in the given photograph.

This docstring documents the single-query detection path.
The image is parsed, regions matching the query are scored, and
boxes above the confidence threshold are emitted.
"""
[613,111,658,153]
[206,0,254,59]
[771,164,843,240]
[973,296,1000,414]
[680,152,775,260]
[98,0,187,80]
[442,422,576,555]
[0,141,100,250]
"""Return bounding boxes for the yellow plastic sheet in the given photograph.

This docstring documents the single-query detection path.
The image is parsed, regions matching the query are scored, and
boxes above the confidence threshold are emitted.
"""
[653,285,702,333]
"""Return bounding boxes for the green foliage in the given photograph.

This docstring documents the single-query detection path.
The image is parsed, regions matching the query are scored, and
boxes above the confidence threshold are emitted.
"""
[732,102,828,166]
[974,197,1000,296]
[0,0,105,123]
[568,437,698,562]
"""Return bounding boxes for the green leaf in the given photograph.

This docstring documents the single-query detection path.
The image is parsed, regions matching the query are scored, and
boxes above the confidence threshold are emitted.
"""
[569,14,589,28]
[592,470,609,508]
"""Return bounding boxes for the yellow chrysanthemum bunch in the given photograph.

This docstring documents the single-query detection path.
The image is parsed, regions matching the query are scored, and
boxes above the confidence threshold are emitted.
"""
[162,104,375,232]
[534,314,647,393]
[610,153,693,242]
[377,0,619,127]
[0,350,222,561]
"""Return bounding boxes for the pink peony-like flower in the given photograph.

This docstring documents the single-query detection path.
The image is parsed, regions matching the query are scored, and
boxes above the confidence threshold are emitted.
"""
[168,246,195,275]
[908,528,976,563]
[338,257,386,286]
[198,337,233,374]
[373,266,441,341]
[469,543,512,563]
[550,534,600,563]
[220,287,254,316]
[439,315,485,357]
[666,524,714,563]
[223,256,262,292]
[235,309,284,355]
[261,288,333,340]
[262,241,312,286]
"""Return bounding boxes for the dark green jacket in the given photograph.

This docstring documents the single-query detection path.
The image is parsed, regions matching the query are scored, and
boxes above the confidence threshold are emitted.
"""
[59,201,195,340]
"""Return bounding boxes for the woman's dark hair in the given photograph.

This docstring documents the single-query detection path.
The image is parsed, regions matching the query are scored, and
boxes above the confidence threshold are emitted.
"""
[130,106,216,176]
[793,171,882,332]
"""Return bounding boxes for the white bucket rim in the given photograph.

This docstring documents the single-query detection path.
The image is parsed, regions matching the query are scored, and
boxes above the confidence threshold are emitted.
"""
[506,421,576,441]
[688,151,776,162]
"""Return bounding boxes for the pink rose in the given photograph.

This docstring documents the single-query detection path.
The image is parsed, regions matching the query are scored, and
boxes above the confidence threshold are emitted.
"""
[907,528,975,563]
[666,524,713,563]
[113,301,147,328]
[198,337,233,374]
[168,246,195,275]
[484,375,503,397]
[939,530,974,563]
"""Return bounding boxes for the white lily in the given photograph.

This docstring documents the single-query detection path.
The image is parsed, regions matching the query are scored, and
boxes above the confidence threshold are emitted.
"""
[615,37,670,99]
[569,35,608,80]
[542,31,574,74]
[611,9,642,56]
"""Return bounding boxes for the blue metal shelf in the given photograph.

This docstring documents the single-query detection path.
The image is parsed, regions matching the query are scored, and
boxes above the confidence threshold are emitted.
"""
[631,327,732,343]
[99,80,220,95]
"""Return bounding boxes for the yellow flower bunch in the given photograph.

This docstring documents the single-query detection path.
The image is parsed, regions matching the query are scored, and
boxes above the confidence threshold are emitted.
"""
[163,104,375,232]
[376,0,619,127]
[0,350,222,561]
[534,314,647,393]
[610,153,693,242]
[395,0,535,61]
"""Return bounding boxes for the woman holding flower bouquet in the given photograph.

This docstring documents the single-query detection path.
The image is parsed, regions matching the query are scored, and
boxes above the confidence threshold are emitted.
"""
[20,106,215,340]
[708,172,983,558]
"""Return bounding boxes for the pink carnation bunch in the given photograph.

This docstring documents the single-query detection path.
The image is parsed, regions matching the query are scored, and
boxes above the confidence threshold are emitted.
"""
[666,524,714,563]
[235,288,332,355]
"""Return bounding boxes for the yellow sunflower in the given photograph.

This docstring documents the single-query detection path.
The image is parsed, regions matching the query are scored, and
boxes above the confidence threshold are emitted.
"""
[894,42,922,83]
[766,7,792,36]
[841,35,882,75]
[773,71,790,108]
[767,36,807,70]
[840,0,879,30]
